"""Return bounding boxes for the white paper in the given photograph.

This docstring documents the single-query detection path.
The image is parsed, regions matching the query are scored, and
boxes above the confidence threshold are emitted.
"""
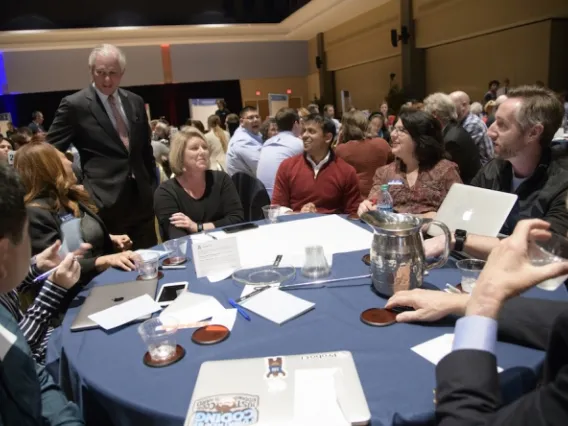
[240,287,314,325]
[294,368,350,426]
[202,215,370,281]
[190,233,217,243]
[0,324,17,361]
[136,249,169,259]
[88,294,162,330]
[411,334,503,373]
[160,292,225,325]
[210,309,238,331]
[192,237,241,278]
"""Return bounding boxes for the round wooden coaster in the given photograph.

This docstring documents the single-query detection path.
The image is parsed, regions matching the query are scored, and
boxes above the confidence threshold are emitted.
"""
[162,256,187,266]
[136,271,164,281]
[362,254,371,266]
[360,308,397,327]
[347,213,360,220]
[143,344,185,368]
[192,325,230,345]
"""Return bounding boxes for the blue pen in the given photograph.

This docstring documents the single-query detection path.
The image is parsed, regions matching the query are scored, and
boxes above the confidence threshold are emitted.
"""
[228,299,251,321]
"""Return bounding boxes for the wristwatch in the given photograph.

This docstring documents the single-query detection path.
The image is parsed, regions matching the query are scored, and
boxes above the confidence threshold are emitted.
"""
[454,229,467,252]
[197,223,203,233]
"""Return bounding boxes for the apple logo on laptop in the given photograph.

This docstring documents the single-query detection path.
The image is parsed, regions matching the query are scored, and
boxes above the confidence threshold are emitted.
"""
[113,297,124,303]
[462,209,474,221]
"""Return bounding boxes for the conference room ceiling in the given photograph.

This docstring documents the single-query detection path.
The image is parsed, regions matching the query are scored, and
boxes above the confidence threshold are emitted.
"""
[0,0,390,51]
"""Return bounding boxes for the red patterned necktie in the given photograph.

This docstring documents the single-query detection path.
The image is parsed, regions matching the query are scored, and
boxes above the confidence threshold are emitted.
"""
[108,95,130,150]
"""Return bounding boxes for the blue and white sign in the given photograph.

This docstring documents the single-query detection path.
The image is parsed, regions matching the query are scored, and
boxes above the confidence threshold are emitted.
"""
[268,93,289,117]
[189,98,220,129]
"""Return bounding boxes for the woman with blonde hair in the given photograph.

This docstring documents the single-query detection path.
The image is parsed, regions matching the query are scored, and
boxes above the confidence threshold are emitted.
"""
[154,127,244,240]
[205,114,230,170]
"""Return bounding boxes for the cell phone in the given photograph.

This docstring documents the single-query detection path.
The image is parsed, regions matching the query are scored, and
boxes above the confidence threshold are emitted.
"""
[222,222,259,234]
[156,281,188,307]
[7,150,15,166]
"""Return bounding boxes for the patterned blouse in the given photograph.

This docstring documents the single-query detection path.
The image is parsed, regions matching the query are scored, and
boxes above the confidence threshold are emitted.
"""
[368,159,462,214]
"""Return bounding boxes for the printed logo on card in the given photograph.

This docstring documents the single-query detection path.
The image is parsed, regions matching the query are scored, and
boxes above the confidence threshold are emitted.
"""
[388,180,403,186]
[190,394,259,426]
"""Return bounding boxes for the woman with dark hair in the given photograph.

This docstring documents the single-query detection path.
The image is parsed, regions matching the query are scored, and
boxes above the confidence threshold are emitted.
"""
[368,112,391,143]
[225,113,240,137]
[14,141,139,285]
[205,114,230,170]
[0,137,13,162]
[335,110,391,198]
[260,117,278,142]
[358,110,461,216]
[185,119,206,134]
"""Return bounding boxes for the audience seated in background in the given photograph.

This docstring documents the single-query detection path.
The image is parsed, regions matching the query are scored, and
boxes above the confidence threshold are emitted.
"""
[423,92,481,184]
[426,85,568,260]
[0,163,84,425]
[335,110,392,198]
[5,121,16,139]
[323,104,341,134]
[358,110,462,217]
[485,94,508,128]
[257,108,304,198]
[307,103,320,114]
[450,91,494,165]
[205,114,230,171]
[260,117,278,142]
[186,119,206,134]
[151,121,171,180]
[297,107,310,120]
[154,127,244,240]
[11,129,32,150]
[15,142,138,286]
[0,137,13,161]
[368,112,391,143]
[225,113,240,137]
[272,114,361,215]
[225,107,263,177]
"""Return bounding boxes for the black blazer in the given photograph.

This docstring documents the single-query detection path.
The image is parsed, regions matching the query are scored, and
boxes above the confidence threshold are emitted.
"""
[436,297,568,425]
[443,121,482,184]
[28,121,44,134]
[47,85,156,211]
[27,198,114,285]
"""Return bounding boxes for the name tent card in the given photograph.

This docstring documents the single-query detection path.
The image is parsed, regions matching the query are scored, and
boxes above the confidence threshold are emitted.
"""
[192,237,241,278]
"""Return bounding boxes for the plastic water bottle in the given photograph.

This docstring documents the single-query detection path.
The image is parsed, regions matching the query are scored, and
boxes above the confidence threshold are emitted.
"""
[377,184,393,213]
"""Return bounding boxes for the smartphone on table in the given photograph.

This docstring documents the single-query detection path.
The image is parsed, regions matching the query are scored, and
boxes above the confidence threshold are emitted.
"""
[156,281,188,307]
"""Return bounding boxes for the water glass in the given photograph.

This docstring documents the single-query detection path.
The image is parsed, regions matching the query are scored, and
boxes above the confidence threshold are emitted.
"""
[262,204,281,224]
[138,316,178,361]
[135,251,160,280]
[456,259,486,293]
[301,245,331,279]
[163,239,186,264]
[528,234,568,291]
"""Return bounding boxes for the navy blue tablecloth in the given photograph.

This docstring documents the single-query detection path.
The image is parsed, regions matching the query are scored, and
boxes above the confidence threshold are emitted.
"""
[47,215,568,426]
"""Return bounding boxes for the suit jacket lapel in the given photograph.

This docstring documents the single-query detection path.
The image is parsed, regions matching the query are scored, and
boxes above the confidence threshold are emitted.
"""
[86,85,129,155]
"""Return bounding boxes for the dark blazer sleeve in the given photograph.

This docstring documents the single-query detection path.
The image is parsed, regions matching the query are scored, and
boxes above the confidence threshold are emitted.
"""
[47,97,76,153]
[153,182,189,240]
[27,206,62,256]
[212,173,244,228]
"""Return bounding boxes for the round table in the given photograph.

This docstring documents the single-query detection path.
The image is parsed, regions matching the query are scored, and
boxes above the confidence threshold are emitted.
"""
[49,217,567,426]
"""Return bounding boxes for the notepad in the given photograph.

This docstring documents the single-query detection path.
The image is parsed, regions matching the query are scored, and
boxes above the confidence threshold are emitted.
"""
[240,287,314,325]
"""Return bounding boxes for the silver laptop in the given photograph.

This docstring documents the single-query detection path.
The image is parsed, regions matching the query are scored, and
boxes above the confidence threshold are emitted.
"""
[184,351,371,426]
[429,183,518,237]
[70,279,158,331]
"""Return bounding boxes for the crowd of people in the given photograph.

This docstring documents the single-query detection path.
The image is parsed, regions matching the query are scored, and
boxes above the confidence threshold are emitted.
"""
[2,42,568,424]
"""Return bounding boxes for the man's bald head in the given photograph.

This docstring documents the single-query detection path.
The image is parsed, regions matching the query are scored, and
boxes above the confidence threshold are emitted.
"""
[449,91,471,121]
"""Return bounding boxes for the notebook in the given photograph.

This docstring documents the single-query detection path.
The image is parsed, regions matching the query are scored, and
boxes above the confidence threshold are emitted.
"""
[240,288,315,325]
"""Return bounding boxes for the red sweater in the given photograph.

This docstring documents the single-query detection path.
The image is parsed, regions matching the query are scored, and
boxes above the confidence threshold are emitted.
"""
[272,151,362,215]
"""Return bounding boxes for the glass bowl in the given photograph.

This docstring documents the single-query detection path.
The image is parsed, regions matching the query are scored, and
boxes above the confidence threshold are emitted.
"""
[232,265,296,287]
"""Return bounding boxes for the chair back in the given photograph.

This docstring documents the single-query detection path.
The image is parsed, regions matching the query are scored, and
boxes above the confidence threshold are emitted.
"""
[231,172,270,221]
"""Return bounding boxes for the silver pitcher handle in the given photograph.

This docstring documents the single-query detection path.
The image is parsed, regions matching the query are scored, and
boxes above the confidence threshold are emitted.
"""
[422,219,451,271]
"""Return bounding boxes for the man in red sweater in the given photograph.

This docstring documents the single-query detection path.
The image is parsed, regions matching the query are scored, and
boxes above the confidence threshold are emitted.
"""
[272,114,361,215]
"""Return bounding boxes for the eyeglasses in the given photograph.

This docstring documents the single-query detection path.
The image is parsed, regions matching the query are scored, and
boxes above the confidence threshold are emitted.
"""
[243,115,260,121]
[392,126,408,134]
[93,69,120,78]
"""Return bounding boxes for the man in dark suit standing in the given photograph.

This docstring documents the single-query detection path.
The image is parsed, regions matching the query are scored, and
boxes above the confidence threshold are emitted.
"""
[48,44,157,250]
[28,111,45,134]
[424,93,481,184]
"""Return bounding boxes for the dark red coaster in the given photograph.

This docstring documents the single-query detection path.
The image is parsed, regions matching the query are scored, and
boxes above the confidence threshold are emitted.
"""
[136,271,164,281]
[162,256,187,266]
[143,344,185,368]
[360,308,397,327]
[192,325,230,345]
[347,213,360,220]
[362,254,371,266]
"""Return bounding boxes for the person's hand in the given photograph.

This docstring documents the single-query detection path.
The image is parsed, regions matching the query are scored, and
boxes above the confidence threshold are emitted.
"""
[423,234,449,258]
[467,219,568,319]
[49,254,81,290]
[385,289,468,323]
[300,203,317,213]
[100,251,138,272]
[110,234,132,251]
[357,199,376,217]
[170,213,197,232]
[35,240,91,272]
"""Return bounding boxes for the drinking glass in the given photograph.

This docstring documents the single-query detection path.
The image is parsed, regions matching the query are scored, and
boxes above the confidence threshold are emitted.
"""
[262,204,281,224]
[163,239,186,265]
[135,251,160,280]
[138,316,178,361]
[301,245,331,278]
[456,259,486,293]
[528,234,568,291]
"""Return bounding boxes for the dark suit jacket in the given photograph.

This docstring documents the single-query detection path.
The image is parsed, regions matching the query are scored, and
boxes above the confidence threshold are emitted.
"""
[27,198,114,285]
[443,121,482,184]
[436,297,568,425]
[28,121,44,134]
[47,85,156,216]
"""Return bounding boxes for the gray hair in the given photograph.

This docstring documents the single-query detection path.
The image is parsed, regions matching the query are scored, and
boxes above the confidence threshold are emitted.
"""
[470,102,483,116]
[423,93,458,125]
[88,44,127,72]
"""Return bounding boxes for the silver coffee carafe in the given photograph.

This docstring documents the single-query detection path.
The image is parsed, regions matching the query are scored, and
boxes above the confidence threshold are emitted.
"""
[360,210,451,297]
